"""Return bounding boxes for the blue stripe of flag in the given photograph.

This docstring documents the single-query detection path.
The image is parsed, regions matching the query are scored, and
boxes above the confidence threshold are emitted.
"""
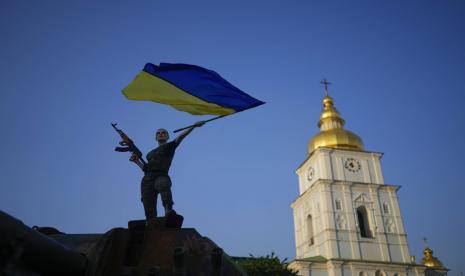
[143,63,265,112]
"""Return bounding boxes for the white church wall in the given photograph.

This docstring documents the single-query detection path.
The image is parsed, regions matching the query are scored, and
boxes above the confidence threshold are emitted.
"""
[293,151,413,267]
[360,241,382,260]
[310,268,329,276]
[341,267,353,276]
[388,243,407,263]
[337,234,354,259]
[290,259,425,276]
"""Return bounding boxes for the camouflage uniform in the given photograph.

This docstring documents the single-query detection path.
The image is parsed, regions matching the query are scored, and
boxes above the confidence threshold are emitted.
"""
[141,140,178,219]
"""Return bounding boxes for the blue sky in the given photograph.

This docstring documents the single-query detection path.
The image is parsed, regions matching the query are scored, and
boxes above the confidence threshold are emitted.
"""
[1,0,464,273]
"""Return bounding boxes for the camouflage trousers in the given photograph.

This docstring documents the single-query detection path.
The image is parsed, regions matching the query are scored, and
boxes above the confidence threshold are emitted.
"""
[140,174,174,219]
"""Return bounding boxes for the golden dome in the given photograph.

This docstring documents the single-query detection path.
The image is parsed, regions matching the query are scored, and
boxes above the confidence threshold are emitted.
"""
[422,247,444,268]
[308,128,364,153]
[308,95,364,154]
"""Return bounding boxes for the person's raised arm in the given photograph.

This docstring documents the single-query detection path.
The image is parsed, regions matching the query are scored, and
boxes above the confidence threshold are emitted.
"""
[175,121,205,145]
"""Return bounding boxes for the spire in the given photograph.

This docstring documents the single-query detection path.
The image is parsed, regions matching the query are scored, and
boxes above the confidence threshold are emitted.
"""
[307,80,364,154]
[317,79,345,130]
[318,95,345,131]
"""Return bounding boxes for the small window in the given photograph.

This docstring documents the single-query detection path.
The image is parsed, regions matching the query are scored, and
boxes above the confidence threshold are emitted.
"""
[383,203,390,214]
[335,199,342,210]
[307,215,314,246]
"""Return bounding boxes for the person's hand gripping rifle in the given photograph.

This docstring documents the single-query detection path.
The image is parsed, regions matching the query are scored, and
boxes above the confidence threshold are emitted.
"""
[111,123,147,171]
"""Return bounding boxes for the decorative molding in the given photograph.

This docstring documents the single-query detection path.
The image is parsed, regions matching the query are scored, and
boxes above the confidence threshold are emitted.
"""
[384,217,394,233]
[353,193,373,207]
[336,214,347,229]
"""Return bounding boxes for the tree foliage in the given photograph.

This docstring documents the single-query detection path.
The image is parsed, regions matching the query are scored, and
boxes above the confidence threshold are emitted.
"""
[235,252,298,276]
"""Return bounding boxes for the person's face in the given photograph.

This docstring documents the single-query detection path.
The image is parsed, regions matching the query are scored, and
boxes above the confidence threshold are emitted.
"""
[155,128,169,143]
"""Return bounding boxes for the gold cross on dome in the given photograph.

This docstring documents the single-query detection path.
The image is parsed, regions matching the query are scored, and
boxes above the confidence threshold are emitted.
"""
[320,79,331,96]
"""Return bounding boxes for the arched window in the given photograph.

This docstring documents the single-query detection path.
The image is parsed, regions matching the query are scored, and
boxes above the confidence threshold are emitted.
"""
[375,270,386,276]
[357,206,372,238]
[359,271,368,276]
[307,215,314,245]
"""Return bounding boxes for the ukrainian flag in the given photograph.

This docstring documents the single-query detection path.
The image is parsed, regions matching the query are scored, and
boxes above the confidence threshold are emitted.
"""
[122,63,265,115]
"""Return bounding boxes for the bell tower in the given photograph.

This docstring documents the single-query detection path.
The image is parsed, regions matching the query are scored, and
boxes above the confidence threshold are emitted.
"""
[290,83,426,276]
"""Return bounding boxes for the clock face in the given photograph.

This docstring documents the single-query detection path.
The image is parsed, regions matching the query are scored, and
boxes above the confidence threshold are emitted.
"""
[307,166,315,181]
[344,158,361,172]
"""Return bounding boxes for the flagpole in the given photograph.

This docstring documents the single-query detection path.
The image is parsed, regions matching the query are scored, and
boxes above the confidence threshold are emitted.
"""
[173,115,228,133]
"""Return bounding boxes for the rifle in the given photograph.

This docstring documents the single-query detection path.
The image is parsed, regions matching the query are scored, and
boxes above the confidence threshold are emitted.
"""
[111,123,147,171]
